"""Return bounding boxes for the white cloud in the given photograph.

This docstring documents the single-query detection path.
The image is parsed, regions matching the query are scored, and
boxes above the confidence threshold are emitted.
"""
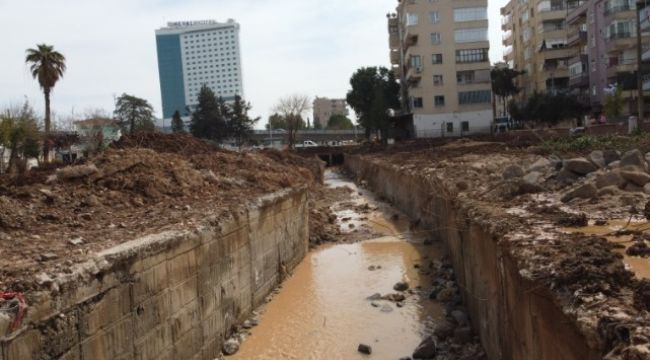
[0,0,505,128]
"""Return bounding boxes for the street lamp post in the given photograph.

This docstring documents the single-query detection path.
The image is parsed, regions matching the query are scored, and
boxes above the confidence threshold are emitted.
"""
[637,0,647,124]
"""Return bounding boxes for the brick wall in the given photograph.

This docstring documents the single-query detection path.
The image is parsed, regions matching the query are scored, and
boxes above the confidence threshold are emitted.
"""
[0,187,309,360]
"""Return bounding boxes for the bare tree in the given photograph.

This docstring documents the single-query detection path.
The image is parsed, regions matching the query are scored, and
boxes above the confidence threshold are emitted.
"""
[272,94,311,149]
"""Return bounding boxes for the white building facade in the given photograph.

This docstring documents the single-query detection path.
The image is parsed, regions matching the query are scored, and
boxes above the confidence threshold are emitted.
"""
[155,20,244,121]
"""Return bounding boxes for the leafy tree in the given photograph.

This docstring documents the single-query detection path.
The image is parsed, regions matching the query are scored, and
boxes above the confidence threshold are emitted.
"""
[228,95,260,147]
[512,92,586,127]
[190,86,229,140]
[491,67,524,117]
[266,113,288,130]
[0,102,42,174]
[113,94,155,134]
[171,110,185,133]
[313,121,323,130]
[272,94,311,148]
[327,114,354,130]
[604,85,625,120]
[346,67,400,140]
[25,44,66,162]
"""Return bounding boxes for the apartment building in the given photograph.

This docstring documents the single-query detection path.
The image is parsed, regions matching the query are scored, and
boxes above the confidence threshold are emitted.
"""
[501,0,576,99]
[313,97,349,128]
[155,20,244,121]
[388,0,493,138]
[504,0,650,116]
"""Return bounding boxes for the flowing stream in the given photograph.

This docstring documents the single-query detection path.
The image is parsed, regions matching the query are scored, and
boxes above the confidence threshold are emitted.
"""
[231,170,446,360]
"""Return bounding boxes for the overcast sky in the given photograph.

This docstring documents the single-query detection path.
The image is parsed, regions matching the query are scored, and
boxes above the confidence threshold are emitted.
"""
[0,0,507,128]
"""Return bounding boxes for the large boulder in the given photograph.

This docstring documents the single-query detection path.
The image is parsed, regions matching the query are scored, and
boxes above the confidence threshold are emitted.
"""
[556,168,581,184]
[598,185,623,197]
[561,183,598,203]
[603,150,621,165]
[527,158,552,172]
[595,171,625,189]
[620,149,647,171]
[412,337,437,359]
[621,168,650,186]
[587,150,606,168]
[563,158,598,175]
[222,338,240,356]
[502,165,524,180]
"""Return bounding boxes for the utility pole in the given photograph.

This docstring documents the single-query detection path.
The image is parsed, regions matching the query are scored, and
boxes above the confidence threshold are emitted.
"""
[637,0,645,124]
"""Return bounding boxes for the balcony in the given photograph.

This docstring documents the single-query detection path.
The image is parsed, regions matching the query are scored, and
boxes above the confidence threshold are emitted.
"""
[567,30,588,46]
[643,74,650,91]
[568,54,589,66]
[607,32,636,51]
[404,32,418,49]
[389,32,400,49]
[569,72,590,87]
[567,2,588,25]
[643,48,650,62]
[406,65,423,85]
[539,47,573,60]
[604,4,634,15]
[390,50,400,65]
[607,59,637,79]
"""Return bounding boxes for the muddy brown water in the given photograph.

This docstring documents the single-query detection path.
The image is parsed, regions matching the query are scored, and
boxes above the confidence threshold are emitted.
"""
[231,170,445,360]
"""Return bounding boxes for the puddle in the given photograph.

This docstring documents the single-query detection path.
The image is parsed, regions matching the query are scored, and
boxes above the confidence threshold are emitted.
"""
[231,170,445,359]
[565,220,650,279]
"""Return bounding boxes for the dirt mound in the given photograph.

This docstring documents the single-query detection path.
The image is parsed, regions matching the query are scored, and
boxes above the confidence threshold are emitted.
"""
[112,132,221,156]
[261,149,325,184]
[0,135,320,291]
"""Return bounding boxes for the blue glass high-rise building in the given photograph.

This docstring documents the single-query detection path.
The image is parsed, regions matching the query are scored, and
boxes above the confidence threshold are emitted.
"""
[155,19,244,120]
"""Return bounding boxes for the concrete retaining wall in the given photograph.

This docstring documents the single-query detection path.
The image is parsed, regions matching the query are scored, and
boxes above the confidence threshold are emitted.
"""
[345,155,601,360]
[0,187,309,360]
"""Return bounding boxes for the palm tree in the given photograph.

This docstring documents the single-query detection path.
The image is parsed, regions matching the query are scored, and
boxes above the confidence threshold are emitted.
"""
[25,44,66,162]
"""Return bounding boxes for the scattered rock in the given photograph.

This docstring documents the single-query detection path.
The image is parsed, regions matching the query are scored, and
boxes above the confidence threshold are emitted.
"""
[412,337,437,359]
[595,171,625,189]
[35,272,53,285]
[394,281,410,292]
[502,165,524,180]
[380,304,394,313]
[620,149,647,171]
[41,253,58,261]
[433,320,457,340]
[371,301,380,308]
[382,293,406,302]
[621,169,650,186]
[527,157,552,172]
[598,185,622,197]
[358,344,372,355]
[556,168,581,183]
[68,237,84,246]
[436,288,455,302]
[456,181,469,191]
[522,171,544,185]
[222,338,240,356]
[451,310,469,326]
[561,183,598,203]
[367,293,382,301]
[588,150,606,168]
[595,219,609,226]
[603,150,621,165]
[453,327,473,345]
[368,265,377,271]
[564,158,598,175]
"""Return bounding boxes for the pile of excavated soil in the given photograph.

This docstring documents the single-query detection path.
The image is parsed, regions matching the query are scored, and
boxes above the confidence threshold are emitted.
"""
[0,134,318,291]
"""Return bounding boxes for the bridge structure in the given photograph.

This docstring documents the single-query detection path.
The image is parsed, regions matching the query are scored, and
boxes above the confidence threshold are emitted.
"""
[249,129,362,146]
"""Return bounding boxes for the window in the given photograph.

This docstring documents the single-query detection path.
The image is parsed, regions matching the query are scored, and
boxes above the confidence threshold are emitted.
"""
[456,70,475,84]
[430,11,440,24]
[446,123,454,133]
[454,28,488,43]
[413,97,424,108]
[455,48,489,63]
[432,53,443,64]
[453,7,488,22]
[433,75,444,86]
[407,13,419,26]
[458,90,492,104]
[434,96,445,107]
[461,121,470,132]
[410,55,422,68]
[431,33,441,44]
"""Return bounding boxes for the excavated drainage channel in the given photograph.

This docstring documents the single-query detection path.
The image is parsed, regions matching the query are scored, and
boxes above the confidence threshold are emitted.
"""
[231,170,447,359]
